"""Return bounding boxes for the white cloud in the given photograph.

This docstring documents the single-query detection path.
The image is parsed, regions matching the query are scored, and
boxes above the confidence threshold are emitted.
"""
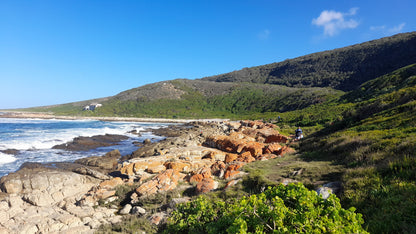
[312,8,359,36]
[389,23,406,34]
[370,23,406,35]
[370,25,386,31]
[258,29,271,40]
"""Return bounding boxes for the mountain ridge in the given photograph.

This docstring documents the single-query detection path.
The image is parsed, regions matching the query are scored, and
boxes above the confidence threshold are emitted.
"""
[202,32,416,91]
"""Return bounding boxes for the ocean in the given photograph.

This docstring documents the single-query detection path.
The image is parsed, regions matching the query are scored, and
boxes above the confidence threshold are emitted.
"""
[0,118,170,178]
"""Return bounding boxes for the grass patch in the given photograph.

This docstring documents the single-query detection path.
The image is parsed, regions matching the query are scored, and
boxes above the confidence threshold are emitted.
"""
[243,153,345,190]
[96,215,158,234]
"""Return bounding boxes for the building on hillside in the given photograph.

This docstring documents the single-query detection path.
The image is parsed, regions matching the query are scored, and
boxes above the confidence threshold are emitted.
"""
[83,103,102,111]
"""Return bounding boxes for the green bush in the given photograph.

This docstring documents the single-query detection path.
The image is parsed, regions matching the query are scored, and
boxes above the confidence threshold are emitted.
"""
[165,183,367,233]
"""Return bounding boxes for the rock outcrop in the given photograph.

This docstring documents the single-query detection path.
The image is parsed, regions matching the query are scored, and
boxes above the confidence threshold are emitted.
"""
[0,165,120,233]
[0,120,293,233]
[52,134,128,151]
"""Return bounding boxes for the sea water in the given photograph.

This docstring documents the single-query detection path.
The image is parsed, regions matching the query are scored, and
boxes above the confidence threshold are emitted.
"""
[0,118,170,178]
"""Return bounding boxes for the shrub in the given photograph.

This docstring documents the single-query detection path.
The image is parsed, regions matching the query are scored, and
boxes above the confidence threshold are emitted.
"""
[165,183,367,233]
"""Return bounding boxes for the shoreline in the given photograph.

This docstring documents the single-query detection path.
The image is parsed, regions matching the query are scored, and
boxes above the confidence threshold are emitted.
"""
[0,111,229,123]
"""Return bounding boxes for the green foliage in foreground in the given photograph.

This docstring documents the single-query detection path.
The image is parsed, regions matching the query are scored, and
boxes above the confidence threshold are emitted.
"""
[165,183,367,234]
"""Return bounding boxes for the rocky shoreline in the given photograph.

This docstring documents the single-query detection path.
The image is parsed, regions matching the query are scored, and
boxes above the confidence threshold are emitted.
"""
[0,120,293,233]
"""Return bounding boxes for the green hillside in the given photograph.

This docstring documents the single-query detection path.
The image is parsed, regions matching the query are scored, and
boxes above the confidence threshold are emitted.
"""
[295,64,416,233]
[28,80,343,119]
[202,32,416,91]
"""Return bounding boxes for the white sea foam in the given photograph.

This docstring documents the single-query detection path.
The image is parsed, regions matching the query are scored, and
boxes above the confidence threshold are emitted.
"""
[0,152,17,164]
[0,119,168,151]
[0,118,172,177]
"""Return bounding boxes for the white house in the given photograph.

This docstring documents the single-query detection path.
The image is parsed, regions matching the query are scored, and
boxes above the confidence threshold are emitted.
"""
[83,103,102,111]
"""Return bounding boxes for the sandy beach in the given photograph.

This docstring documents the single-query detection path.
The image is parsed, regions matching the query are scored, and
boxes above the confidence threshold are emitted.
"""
[0,111,228,123]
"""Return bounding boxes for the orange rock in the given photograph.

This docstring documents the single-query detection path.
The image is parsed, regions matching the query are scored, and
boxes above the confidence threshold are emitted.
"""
[145,160,165,170]
[164,161,190,172]
[135,169,181,196]
[241,120,264,129]
[237,151,256,163]
[186,160,213,172]
[99,177,124,190]
[240,141,265,157]
[263,143,282,154]
[228,132,247,140]
[242,128,258,138]
[133,162,147,172]
[224,170,241,180]
[265,134,288,143]
[278,145,295,156]
[119,163,135,176]
[195,178,218,194]
[146,165,166,174]
[226,162,245,172]
[189,166,212,183]
[135,180,158,196]
[189,174,204,183]
[198,166,212,178]
[256,128,279,137]
[95,189,116,200]
[211,161,226,176]
[224,153,238,163]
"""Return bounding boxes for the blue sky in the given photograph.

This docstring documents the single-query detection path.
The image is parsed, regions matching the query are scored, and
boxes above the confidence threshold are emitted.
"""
[1,0,415,109]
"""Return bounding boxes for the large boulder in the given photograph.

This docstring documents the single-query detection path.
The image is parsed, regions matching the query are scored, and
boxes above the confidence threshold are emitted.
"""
[164,161,191,173]
[263,143,282,155]
[0,166,99,207]
[53,134,128,151]
[237,141,265,157]
[210,161,226,176]
[135,169,182,196]
[195,178,218,194]
[75,149,121,170]
[237,151,256,163]
[189,167,212,183]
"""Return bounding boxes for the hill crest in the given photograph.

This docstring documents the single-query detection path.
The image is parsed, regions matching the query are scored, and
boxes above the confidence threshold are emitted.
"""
[202,32,416,91]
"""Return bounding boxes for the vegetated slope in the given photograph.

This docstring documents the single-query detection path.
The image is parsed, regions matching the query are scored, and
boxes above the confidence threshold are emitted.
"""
[28,79,343,118]
[202,32,416,91]
[88,80,344,118]
[295,64,416,233]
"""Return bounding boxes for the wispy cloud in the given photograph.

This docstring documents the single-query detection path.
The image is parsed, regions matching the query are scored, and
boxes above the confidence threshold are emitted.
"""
[258,29,271,40]
[371,23,406,35]
[312,8,359,36]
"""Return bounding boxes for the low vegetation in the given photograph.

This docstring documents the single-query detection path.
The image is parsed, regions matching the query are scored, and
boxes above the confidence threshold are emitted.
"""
[165,184,367,233]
